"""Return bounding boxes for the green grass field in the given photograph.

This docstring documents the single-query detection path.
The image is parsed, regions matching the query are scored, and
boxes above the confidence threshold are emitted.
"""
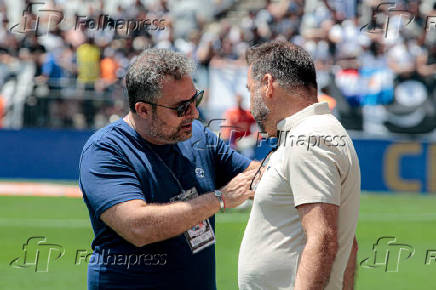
[1,193,435,289]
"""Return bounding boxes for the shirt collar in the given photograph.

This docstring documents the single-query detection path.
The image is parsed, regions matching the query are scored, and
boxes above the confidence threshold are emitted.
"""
[276,102,331,132]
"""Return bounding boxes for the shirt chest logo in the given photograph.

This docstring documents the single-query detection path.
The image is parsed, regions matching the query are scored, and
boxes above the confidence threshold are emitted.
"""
[195,167,205,178]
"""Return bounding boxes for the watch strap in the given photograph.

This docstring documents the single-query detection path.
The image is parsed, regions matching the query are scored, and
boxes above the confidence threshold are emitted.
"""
[214,190,225,213]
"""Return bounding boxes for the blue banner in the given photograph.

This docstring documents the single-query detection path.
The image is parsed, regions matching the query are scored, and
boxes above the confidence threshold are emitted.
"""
[0,129,93,180]
[255,138,435,194]
[1,129,434,193]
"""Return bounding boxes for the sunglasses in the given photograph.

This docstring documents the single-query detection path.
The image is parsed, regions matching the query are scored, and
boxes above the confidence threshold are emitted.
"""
[139,90,204,117]
[250,147,278,191]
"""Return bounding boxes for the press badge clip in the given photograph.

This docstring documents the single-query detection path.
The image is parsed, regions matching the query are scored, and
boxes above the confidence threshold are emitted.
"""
[170,187,216,254]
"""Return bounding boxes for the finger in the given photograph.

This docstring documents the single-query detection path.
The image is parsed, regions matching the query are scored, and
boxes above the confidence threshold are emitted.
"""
[245,166,260,173]
[247,190,255,198]
[244,169,258,178]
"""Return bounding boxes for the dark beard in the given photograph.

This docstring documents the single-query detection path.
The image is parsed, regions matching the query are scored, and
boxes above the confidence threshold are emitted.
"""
[255,119,266,133]
[149,112,191,143]
[251,89,270,134]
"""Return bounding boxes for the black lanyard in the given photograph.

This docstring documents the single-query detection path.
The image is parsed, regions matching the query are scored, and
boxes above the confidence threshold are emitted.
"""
[142,142,185,192]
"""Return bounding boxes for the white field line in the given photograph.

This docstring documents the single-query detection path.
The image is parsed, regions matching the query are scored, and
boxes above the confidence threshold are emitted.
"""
[0,182,82,197]
[0,218,90,228]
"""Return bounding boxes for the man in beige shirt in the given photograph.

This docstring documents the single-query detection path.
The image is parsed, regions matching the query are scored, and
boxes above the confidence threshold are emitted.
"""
[238,41,360,290]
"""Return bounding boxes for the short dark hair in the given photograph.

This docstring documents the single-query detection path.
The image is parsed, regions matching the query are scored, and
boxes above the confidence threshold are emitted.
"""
[125,48,195,112]
[246,41,317,91]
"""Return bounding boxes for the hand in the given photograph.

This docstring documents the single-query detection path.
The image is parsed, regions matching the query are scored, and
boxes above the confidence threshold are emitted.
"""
[249,165,264,200]
[220,168,257,208]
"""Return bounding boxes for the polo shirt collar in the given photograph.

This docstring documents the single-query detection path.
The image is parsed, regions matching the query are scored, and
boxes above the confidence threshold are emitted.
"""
[276,102,330,132]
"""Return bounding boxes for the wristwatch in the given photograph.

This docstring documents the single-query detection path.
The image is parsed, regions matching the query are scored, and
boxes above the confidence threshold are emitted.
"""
[214,190,225,213]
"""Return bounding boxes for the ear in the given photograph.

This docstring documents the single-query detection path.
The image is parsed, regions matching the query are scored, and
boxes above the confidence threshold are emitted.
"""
[261,73,274,100]
[134,102,151,119]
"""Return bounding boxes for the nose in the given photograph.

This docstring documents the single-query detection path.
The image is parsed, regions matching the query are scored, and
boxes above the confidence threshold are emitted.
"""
[186,101,199,119]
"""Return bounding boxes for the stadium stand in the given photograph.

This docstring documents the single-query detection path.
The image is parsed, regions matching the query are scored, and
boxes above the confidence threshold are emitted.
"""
[0,0,433,135]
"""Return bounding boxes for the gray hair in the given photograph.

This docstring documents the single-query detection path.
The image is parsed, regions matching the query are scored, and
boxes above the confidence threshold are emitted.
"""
[125,48,195,112]
[246,41,317,91]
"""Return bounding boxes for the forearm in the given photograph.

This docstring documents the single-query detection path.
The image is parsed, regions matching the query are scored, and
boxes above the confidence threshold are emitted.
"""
[102,168,256,247]
[245,161,261,172]
[343,237,358,290]
[294,238,338,290]
[119,193,220,247]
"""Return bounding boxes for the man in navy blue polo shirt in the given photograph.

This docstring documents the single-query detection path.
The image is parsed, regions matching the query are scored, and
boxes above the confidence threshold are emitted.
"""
[79,48,258,289]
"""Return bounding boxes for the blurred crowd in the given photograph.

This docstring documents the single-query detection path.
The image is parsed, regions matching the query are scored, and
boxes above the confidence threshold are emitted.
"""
[0,0,434,135]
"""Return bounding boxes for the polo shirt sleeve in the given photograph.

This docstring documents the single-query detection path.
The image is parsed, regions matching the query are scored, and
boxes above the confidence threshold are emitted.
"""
[79,142,145,219]
[204,126,251,188]
[283,141,341,207]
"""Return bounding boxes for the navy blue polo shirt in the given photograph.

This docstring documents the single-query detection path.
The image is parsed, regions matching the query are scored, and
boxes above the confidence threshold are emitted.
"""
[79,119,250,290]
